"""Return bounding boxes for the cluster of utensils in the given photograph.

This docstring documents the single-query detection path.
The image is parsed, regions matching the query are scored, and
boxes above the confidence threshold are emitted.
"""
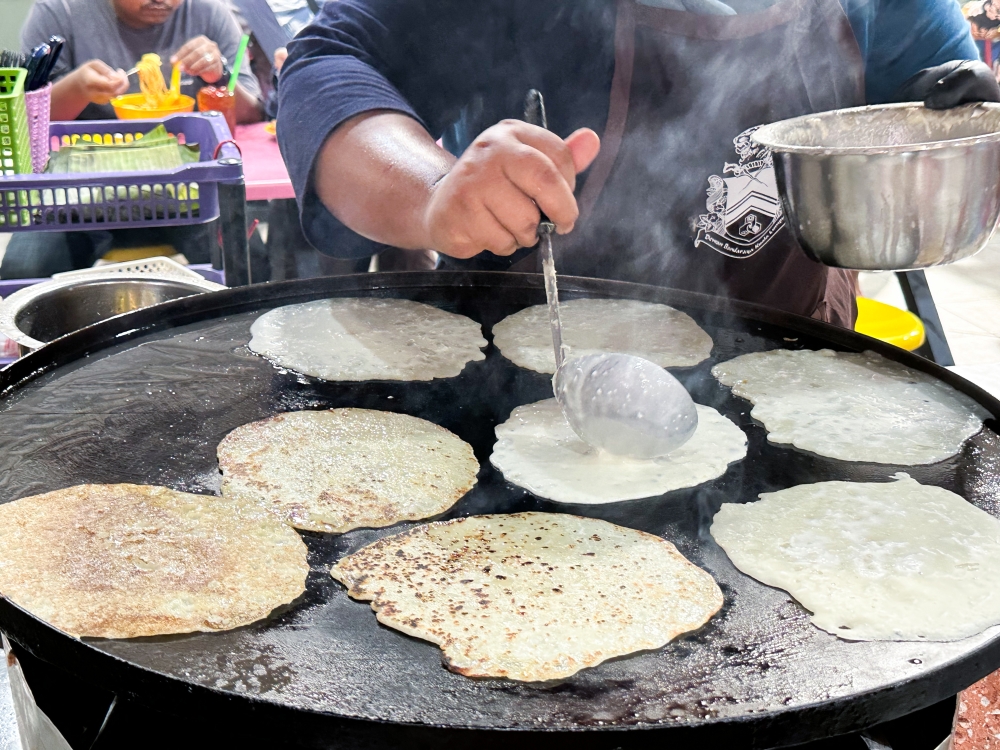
[0,36,65,92]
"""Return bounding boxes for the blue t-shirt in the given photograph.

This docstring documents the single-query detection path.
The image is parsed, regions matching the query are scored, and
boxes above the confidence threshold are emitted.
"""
[278,0,978,258]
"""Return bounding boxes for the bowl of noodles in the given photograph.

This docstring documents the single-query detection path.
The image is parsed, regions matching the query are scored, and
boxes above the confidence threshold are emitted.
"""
[112,53,195,119]
[112,93,195,119]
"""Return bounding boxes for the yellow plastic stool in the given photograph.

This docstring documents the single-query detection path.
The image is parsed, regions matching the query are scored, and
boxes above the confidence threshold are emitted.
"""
[855,297,926,351]
[99,245,177,263]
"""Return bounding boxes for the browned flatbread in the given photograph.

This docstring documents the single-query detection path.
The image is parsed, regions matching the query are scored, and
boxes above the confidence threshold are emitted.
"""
[0,484,308,638]
[332,512,723,681]
[218,409,479,533]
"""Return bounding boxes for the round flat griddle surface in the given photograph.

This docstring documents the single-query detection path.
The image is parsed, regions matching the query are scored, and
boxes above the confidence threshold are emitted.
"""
[1,272,999,749]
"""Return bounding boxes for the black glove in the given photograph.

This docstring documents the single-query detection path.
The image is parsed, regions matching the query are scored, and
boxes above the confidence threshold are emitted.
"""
[895,60,1000,110]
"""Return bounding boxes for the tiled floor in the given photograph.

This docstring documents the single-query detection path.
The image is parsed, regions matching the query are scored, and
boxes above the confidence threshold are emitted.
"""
[859,232,1000,362]
[925,232,1000,367]
[858,231,1000,397]
[0,661,17,750]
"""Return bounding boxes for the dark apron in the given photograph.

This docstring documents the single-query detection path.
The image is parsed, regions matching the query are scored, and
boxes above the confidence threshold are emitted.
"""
[555,0,865,327]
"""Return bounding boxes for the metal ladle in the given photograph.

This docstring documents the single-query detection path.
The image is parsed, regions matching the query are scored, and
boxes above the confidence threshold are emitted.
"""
[524,90,698,459]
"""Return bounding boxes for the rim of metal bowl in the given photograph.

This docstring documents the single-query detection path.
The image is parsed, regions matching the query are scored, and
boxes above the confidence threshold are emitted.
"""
[752,101,1000,155]
[0,273,224,351]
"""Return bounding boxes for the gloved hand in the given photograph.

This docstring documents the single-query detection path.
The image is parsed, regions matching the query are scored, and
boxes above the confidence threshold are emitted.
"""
[896,60,1000,110]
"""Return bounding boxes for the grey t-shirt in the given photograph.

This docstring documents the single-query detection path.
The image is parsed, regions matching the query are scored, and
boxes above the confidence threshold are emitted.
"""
[20,0,261,120]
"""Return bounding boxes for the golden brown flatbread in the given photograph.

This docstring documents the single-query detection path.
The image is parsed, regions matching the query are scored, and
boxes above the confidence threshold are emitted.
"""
[332,512,722,681]
[0,484,308,638]
[218,409,479,533]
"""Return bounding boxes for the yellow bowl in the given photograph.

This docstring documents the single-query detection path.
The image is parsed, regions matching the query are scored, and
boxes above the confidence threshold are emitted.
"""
[111,93,195,120]
[855,297,926,352]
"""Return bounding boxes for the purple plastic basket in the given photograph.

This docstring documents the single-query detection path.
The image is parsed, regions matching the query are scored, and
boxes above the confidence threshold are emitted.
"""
[0,112,241,232]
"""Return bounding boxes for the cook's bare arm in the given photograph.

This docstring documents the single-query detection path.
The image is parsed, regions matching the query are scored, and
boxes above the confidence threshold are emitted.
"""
[314,111,600,259]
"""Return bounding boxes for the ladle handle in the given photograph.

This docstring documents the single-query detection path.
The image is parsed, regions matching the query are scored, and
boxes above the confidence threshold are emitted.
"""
[523,90,556,236]
[524,89,565,370]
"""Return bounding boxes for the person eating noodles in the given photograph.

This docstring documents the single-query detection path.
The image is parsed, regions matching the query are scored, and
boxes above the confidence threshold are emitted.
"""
[20,0,262,121]
[1,0,264,279]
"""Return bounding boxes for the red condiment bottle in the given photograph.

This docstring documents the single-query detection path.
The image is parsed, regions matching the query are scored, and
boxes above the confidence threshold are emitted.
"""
[197,85,236,136]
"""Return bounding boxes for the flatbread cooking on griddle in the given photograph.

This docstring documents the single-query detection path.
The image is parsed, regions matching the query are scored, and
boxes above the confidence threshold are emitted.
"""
[711,474,1000,642]
[218,409,479,533]
[332,512,722,681]
[490,399,746,504]
[247,298,487,381]
[491,298,713,374]
[712,348,988,464]
[0,484,308,639]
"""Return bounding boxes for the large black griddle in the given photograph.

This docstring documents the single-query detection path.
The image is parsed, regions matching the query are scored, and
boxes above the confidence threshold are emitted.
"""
[1,271,999,750]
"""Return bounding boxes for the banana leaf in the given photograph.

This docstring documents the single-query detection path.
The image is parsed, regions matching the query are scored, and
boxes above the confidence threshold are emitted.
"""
[46,125,201,174]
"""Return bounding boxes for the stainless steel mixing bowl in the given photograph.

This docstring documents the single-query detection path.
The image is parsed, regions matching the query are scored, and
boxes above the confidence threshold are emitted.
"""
[752,102,1000,270]
[0,274,224,354]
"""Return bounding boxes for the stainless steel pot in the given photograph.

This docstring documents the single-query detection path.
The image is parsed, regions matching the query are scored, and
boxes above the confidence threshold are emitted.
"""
[0,273,224,354]
[752,102,1000,270]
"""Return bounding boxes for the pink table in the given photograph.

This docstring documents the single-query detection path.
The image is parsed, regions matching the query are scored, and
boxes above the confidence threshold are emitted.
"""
[234,122,295,202]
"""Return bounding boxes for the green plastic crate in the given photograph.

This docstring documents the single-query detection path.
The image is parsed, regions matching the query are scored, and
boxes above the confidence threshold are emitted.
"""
[0,68,32,176]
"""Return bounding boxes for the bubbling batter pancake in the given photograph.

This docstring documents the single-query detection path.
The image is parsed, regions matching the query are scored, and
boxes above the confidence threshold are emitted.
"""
[332,512,723,681]
[248,298,487,381]
[0,484,308,639]
[218,409,479,533]
[490,399,746,504]
[492,298,713,374]
[711,474,1000,641]
[712,348,988,464]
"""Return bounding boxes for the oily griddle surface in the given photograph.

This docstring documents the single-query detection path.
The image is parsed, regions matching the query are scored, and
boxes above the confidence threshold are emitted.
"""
[1,273,999,746]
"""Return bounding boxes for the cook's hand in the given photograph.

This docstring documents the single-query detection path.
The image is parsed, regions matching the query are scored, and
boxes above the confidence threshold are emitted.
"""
[421,121,601,259]
[68,60,129,105]
[896,60,1000,110]
[171,36,225,83]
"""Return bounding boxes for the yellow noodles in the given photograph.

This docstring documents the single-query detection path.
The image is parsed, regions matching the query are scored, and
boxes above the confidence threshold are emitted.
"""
[135,53,181,109]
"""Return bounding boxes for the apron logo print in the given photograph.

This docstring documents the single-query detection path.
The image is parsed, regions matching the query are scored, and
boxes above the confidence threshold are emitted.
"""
[694,126,786,259]
[739,213,763,237]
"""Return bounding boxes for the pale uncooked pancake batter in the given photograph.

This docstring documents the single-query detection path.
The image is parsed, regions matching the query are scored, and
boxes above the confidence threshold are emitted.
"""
[0,484,308,639]
[490,399,746,504]
[248,298,487,381]
[219,409,479,533]
[711,474,1000,641]
[492,298,713,374]
[332,512,723,681]
[712,348,988,464]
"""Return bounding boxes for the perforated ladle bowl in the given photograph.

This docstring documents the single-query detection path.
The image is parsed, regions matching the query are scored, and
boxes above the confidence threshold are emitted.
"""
[554,352,699,459]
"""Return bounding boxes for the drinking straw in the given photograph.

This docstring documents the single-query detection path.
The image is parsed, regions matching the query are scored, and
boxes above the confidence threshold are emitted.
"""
[227,34,249,93]
[170,64,181,94]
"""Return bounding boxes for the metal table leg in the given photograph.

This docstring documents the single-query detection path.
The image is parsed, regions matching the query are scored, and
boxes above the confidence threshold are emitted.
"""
[896,271,954,366]
[218,177,251,287]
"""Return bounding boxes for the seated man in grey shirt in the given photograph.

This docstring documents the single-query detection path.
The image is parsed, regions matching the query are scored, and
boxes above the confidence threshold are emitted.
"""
[21,0,262,120]
[1,0,264,279]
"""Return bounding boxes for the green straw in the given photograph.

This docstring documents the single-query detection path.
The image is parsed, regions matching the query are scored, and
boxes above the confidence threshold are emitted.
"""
[227,34,249,92]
